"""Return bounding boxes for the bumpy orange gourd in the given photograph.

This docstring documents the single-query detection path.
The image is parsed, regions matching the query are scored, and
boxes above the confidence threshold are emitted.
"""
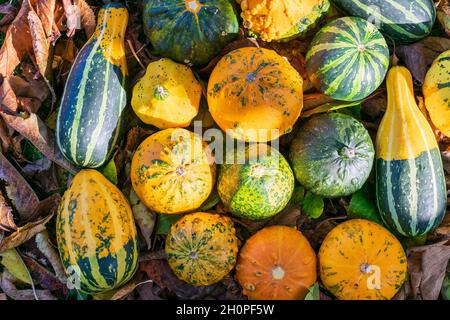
[130,128,216,214]
[423,50,450,137]
[131,58,202,129]
[165,212,239,286]
[235,226,317,300]
[207,47,303,142]
[238,0,330,42]
[319,219,407,300]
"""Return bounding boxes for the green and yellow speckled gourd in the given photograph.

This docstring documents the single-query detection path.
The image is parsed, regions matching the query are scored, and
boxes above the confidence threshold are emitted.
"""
[376,66,447,237]
[218,143,294,220]
[56,170,139,294]
[423,50,450,137]
[165,212,238,286]
[56,3,128,168]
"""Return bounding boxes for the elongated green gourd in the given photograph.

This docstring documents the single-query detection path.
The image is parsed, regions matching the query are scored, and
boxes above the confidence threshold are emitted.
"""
[376,66,447,237]
[56,3,128,168]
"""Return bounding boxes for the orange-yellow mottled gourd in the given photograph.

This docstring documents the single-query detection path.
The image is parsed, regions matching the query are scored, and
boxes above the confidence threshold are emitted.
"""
[165,212,238,286]
[130,128,216,214]
[56,170,139,294]
[423,50,450,137]
[238,0,330,42]
[207,47,303,142]
[131,58,202,129]
[319,219,407,300]
[236,226,317,300]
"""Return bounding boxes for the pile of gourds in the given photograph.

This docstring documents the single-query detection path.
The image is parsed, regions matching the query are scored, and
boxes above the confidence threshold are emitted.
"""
[54,0,449,300]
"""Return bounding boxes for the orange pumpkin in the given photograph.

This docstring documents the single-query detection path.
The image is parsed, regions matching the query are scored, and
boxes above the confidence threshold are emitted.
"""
[235,226,317,300]
[319,219,407,300]
[130,128,216,214]
[207,47,303,142]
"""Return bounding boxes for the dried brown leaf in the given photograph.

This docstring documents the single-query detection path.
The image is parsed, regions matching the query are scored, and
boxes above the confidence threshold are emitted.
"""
[0,3,18,27]
[0,191,16,231]
[0,270,57,300]
[130,189,156,250]
[0,151,40,221]
[62,0,95,39]
[35,230,66,283]
[34,0,56,39]
[406,240,450,300]
[438,0,450,37]
[9,75,49,102]
[27,9,51,78]
[396,37,450,84]
[77,0,95,39]
[0,214,53,253]
[265,204,301,228]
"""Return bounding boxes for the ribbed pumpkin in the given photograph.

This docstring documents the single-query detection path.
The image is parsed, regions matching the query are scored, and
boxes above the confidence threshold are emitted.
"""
[143,0,239,66]
[306,17,389,102]
[218,143,294,220]
[131,58,202,129]
[56,170,139,294]
[165,212,238,286]
[238,0,330,42]
[130,128,216,214]
[376,67,447,237]
[56,3,128,168]
[319,219,407,300]
[236,226,317,300]
[423,50,450,137]
[207,47,303,142]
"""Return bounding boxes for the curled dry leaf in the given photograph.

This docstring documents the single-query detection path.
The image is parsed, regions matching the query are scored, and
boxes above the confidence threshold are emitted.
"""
[62,0,95,39]
[0,151,40,221]
[0,191,16,231]
[396,37,450,84]
[35,230,66,283]
[34,0,57,39]
[129,189,156,250]
[9,75,49,102]
[437,0,450,37]
[27,9,51,78]
[0,270,57,300]
[265,204,302,228]
[403,240,450,300]
[0,3,18,27]
[77,0,95,39]
[0,214,53,253]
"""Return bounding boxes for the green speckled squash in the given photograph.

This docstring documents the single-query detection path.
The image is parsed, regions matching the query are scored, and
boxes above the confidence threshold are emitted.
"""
[143,0,239,66]
[306,17,389,102]
[165,212,238,286]
[218,144,294,220]
[289,113,374,198]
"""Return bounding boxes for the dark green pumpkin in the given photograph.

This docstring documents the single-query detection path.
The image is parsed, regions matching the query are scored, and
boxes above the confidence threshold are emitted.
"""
[289,113,374,198]
[305,17,389,102]
[143,0,239,66]
[56,3,128,168]
[332,0,436,44]
[218,144,294,220]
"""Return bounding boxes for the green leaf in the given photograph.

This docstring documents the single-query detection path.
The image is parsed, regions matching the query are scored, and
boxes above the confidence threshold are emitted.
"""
[302,192,324,219]
[302,100,362,118]
[21,139,43,162]
[290,185,305,204]
[156,214,184,235]
[304,282,320,300]
[0,249,33,285]
[348,183,384,225]
[198,189,220,211]
[98,157,118,185]
[442,273,450,300]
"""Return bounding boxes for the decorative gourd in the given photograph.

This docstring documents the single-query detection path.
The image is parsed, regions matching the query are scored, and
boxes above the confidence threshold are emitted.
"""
[376,67,447,237]
[238,0,330,42]
[130,128,216,214]
[423,50,450,137]
[56,170,139,294]
[56,3,128,168]
[165,212,238,286]
[305,17,389,102]
[289,113,374,198]
[143,0,239,66]
[332,0,436,44]
[319,219,407,300]
[131,58,202,129]
[208,47,303,142]
[236,226,317,300]
[218,143,294,220]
